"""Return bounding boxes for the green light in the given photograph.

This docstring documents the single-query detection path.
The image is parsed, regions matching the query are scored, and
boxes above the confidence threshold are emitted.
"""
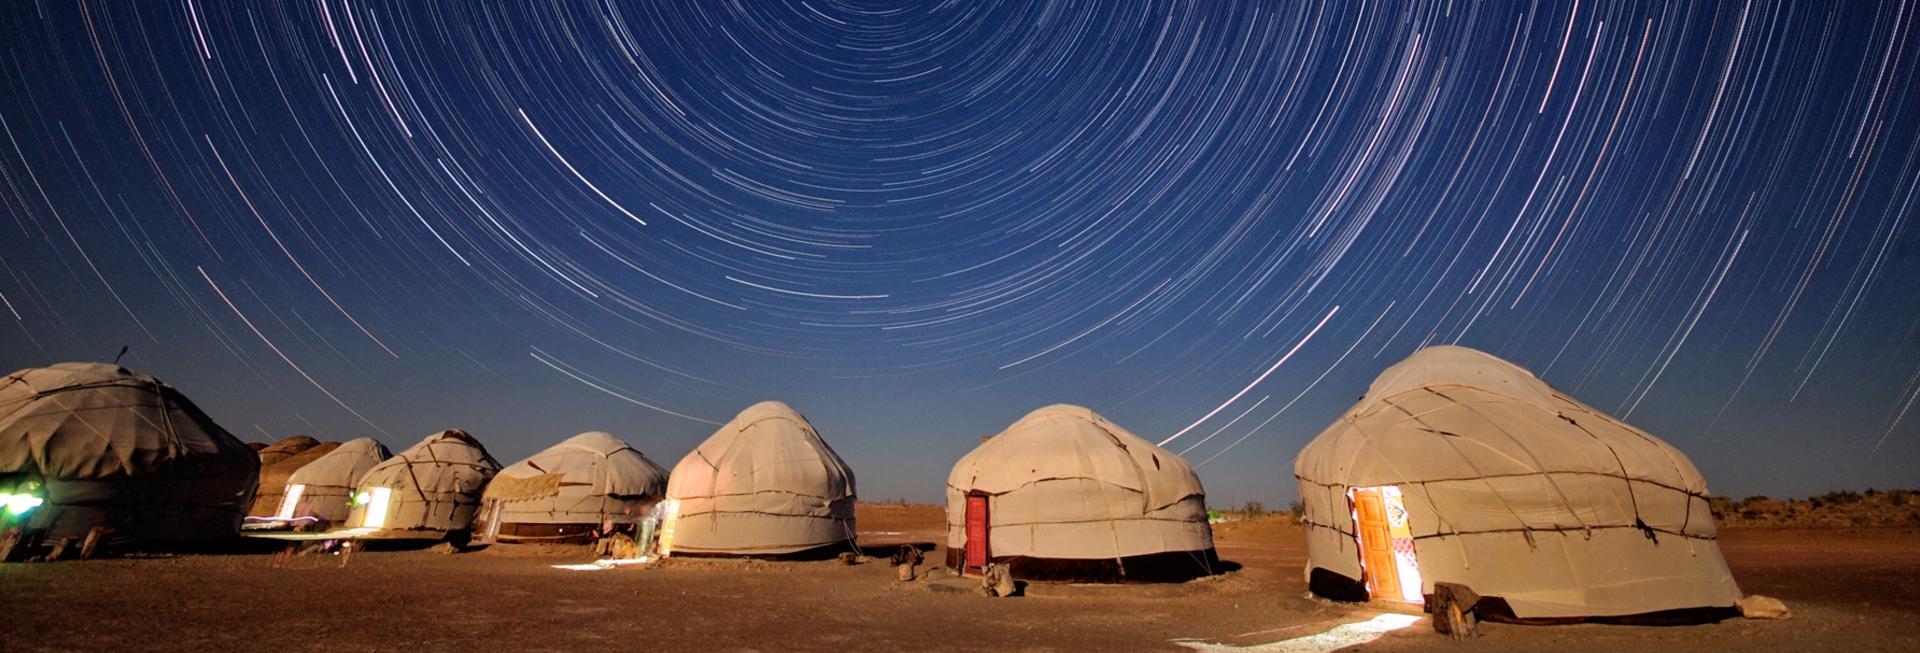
[1,492,43,516]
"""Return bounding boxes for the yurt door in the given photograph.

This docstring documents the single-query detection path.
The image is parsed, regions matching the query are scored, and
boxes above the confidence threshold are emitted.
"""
[361,487,393,529]
[274,484,305,520]
[1350,486,1422,603]
[964,493,990,573]
[477,501,503,542]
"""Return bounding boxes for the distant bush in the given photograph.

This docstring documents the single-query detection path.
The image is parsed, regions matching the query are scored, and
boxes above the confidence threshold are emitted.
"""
[1810,490,1864,508]
[1716,488,1919,527]
[1289,501,1305,520]
[1243,501,1266,518]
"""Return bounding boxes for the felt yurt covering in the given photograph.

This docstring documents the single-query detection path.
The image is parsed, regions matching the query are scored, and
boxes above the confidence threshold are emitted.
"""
[945,405,1217,581]
[0,362,259,544]
[247,436,339,517]
[345,429,499,535]
[478,431,668,542]
[257,435,321,466]
[662,402,856,556]
[1294,346,1741,620]
[274,437,390,525]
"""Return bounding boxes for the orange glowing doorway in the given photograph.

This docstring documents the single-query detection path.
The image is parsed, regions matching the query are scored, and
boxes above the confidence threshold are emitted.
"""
[1349,485,1423,603]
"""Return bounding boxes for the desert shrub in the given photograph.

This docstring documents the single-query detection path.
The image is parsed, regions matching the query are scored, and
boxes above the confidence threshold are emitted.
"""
[1243,501,1266,518]
[1818,490,1864,506]
[1289,500,1305,520]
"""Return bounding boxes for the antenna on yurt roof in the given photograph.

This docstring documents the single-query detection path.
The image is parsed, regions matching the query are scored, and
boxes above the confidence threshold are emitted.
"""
[113,345,129,367]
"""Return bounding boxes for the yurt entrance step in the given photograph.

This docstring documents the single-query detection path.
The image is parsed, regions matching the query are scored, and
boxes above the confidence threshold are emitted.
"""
[963,493,989,573]
[1349,485,1423,604]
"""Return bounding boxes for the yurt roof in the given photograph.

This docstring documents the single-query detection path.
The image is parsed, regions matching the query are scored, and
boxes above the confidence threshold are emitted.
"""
[286,437,390,487]
[951,404,1204,512]
[0,362,257,479]
[669,401,854,501]
[1294,345,1707,498]
[486,431,667,501]
[360,429,499,490]
[257,435,322,466]
[259,440,340,487]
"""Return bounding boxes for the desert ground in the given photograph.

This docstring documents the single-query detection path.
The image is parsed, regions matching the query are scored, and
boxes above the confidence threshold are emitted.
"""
[2,504,1917,652]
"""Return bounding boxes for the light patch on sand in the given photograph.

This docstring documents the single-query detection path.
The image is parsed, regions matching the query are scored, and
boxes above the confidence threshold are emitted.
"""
[1174,613,1421,652]
[552,557,652,571]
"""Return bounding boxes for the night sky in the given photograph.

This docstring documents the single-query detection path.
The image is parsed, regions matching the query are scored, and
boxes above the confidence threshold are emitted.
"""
[3,1,1917,505]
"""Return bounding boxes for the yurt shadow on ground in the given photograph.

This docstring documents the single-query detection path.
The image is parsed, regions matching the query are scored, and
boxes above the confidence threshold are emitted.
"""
[0,362,259,559]
[345,429,499,546]
[945,405,1220,582]
[474,431,668,546]
[661,401,857,559]
[1294,346,1743,624]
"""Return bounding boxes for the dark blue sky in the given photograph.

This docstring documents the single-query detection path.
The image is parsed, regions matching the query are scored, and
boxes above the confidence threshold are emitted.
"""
[3,1,1917,504]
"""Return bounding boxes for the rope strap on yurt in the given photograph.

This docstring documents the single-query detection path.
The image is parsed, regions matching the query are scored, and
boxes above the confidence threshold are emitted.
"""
[1554,410,1656,542]
[1421,388,1594,543]
[153,379,186,459]
[1068,416,1131,576]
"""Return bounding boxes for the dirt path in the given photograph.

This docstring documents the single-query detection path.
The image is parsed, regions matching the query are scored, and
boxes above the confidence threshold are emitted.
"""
[1,507,1914,652]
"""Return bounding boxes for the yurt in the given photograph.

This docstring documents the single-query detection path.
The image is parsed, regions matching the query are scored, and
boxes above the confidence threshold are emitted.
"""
[945,405,1218,581]
[0,362,258,551]
[344,429,499,540]
[661,401,856,557]
[263,437,390,527]
[256,435,322,466]
[476,431,669,544]
[246,436,339,518]
[1294,346,1742,621]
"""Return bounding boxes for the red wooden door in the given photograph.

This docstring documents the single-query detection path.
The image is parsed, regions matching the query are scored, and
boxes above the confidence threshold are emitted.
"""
[964,494,990,572]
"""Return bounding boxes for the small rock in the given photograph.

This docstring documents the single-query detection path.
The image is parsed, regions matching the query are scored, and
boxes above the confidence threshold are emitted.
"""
[1739,595,1791,620]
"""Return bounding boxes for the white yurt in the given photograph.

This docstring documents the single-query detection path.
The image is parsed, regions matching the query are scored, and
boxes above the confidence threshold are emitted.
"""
[661,402,856,557]
[476,431,668,543]
[345,429,499,539]
[247,436,338,518]
[1294,346,1742,621]
[946,405,1217,581]
[266,437,391,527]
[0,362,258,550]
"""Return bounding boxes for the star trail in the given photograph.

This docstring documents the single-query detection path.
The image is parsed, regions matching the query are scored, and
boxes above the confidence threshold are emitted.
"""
[2,1,1917,503]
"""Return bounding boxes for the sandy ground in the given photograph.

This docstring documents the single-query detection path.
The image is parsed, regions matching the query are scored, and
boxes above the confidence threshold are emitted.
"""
[2,505,1916,652]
